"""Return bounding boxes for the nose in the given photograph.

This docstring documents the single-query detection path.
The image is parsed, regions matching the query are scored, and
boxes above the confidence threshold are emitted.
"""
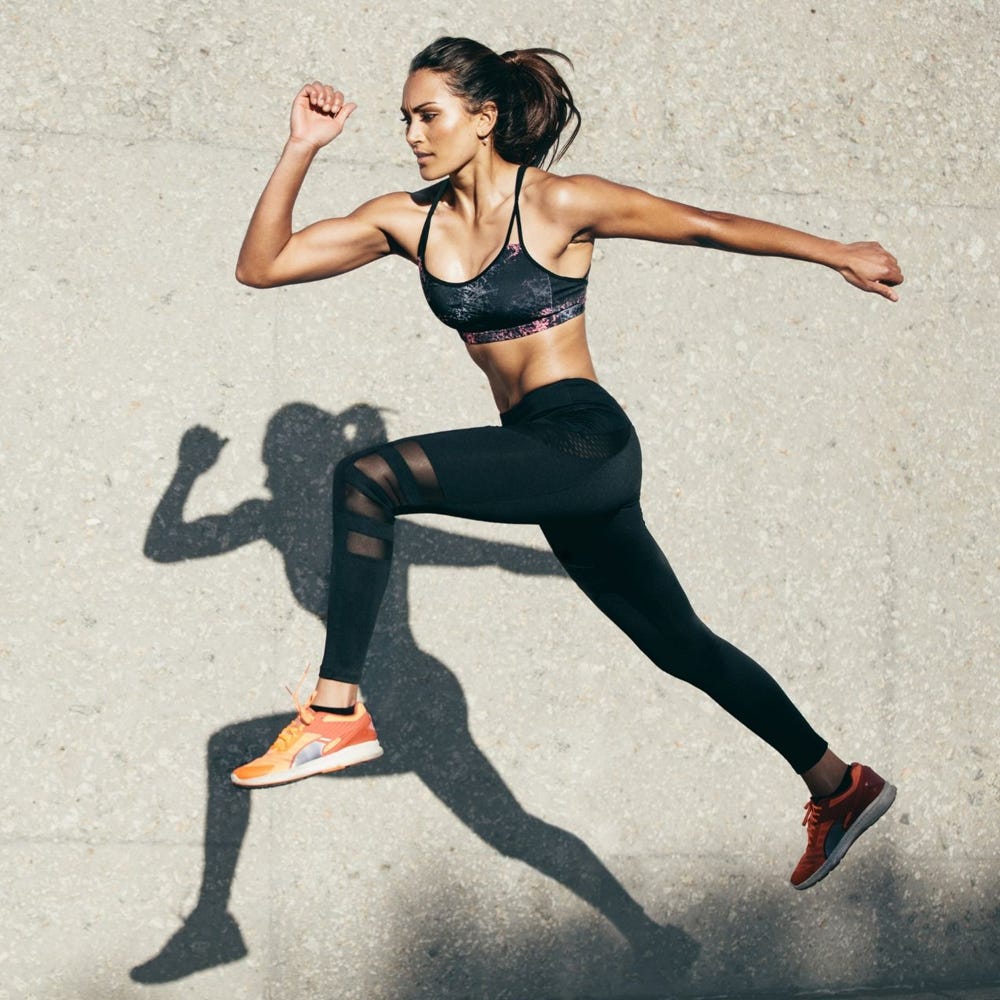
[406,120,423,147]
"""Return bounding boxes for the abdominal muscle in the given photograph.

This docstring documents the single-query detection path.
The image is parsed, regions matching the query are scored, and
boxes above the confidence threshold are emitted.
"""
[465,313,598,412]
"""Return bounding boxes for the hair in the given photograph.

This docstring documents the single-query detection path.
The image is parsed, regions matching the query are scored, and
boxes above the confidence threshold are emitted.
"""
[408,36,582,169]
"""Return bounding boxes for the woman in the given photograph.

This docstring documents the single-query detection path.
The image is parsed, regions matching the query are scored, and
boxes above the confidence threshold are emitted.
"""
[233,37,901,890]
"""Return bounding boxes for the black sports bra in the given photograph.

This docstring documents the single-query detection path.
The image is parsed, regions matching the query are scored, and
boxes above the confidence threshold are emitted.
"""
[417,165,588,345]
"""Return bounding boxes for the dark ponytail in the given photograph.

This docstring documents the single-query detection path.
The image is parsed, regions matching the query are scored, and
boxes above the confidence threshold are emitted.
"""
[408,36,582,168]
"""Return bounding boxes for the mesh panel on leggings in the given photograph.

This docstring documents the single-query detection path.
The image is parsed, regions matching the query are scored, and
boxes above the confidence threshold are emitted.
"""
[341,441,442,560]
[512,422,632,459]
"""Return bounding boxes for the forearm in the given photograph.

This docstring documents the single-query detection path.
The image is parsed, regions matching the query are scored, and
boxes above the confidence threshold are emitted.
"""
[235,138,320,286]
[694,210,902,300]
[694,211,845,269]
[144,469,200,560]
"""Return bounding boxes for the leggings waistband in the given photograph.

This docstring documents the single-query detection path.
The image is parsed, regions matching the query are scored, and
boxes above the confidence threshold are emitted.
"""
[500,378,621,427]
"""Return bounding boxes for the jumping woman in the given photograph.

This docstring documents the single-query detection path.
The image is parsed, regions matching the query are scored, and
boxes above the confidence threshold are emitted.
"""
[232,36,901,890]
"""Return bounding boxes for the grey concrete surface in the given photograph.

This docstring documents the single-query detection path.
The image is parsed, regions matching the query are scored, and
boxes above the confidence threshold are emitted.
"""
[1,1,998,998]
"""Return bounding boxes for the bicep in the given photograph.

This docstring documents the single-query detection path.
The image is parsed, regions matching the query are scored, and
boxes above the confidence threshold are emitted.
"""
[267,208,395,285]
[560,175,717,245]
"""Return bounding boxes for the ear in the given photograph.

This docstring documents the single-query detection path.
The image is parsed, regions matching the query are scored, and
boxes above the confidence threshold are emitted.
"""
[475,100,498,140]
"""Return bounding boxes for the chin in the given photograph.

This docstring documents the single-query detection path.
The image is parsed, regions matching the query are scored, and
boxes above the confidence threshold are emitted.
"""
[417,161,448,181]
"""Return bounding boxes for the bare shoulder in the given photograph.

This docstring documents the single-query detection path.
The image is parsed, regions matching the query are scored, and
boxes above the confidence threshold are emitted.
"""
[522,168,643,243]
[349,183,446,261]
[521,168,636,223]
[521,168,704,243]
[350,188,432,223]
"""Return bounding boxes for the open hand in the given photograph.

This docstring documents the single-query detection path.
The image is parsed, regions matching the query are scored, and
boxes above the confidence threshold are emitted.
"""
[835,241,904,302]
[290,82,357,150]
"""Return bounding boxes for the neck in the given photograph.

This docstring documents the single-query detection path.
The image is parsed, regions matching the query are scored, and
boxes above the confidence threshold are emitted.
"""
[447,153,518,220]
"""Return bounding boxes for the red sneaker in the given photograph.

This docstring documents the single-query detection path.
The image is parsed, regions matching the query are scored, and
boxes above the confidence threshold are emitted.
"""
[790,762,896,890]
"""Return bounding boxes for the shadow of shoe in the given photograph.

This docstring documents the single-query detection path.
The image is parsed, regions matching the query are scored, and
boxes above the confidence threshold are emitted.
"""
[129,906,247,984]
[626,921,701,991]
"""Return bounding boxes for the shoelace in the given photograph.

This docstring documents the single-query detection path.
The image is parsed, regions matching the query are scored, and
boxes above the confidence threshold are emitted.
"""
[267,666,317,752]
[801,799,822,831]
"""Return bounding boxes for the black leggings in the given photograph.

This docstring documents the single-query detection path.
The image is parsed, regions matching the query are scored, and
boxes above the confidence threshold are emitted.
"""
[320,378,827,774]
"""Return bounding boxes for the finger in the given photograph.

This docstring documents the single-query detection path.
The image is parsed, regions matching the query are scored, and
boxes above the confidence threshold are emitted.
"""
[338,102,358,121]
[323,94,350,118]
[873,281,899,302]
[876,264,903,288]
[321,89,341,115]
[307,82,328,109]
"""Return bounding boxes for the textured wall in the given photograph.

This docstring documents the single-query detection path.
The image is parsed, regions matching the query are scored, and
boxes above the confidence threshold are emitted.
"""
[2,2,998,998]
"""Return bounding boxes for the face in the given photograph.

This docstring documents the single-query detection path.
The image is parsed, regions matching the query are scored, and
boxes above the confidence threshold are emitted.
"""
[400,69,493,179]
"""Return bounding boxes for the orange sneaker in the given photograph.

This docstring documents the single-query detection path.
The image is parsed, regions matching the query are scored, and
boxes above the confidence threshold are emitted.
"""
[790,762,896,889]
[231,687,383,788]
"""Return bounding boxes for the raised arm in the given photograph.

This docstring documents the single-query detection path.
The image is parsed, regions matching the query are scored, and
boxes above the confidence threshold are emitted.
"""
[235,83,399,288]
[550,174,904,301]
[144,427,267,562]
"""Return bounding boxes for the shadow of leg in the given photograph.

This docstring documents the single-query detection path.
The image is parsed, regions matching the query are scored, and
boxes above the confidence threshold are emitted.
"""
[415,735,700,988]
[130,715,284,983]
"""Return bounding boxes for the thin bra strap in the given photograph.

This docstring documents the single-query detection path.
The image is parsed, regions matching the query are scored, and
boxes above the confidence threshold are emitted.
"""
[419,165,527,259]
[417,180,450,259]
[505,164,528,245]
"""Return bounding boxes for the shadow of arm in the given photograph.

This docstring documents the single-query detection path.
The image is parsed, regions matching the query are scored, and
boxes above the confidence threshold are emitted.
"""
[144,427,267,562]
[403,523,563,577]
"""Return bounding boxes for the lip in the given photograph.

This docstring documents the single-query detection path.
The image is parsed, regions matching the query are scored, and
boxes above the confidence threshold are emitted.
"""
[413,152,432,162]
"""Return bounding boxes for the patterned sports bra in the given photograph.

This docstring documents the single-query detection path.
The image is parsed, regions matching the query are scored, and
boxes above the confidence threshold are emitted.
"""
[417,164,589,345]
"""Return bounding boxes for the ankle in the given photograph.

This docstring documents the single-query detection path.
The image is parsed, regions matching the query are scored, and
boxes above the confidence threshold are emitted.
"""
[801,749,851,798]
[811,766,853,802]
[312,678,358,708]
[311,703,357,716]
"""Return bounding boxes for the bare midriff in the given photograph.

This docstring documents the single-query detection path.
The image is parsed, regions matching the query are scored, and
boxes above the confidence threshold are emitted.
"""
[465,314,598,412]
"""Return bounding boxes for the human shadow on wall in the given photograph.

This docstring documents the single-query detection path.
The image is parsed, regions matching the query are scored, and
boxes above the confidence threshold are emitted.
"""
[130,402,698,987]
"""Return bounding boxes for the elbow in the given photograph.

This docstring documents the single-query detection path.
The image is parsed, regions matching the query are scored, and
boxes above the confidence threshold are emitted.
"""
[235,263,274,289]
[143,535,170,562]
[689,209,732,246]
[143,523,177,562]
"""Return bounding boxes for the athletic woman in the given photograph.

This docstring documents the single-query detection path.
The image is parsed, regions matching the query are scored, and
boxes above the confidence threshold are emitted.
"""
[232,37,902,890]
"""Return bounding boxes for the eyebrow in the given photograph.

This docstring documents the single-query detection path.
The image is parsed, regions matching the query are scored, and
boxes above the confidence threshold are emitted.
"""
[399,102,441,114]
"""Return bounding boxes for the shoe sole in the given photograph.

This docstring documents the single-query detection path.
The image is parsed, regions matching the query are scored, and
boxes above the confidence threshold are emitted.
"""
[792,780,897,890]
[231,740,384,788]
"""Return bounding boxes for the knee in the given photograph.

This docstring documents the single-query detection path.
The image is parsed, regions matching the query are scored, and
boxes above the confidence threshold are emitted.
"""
[334,448,399,520]
[333,448,376,493]
[332,451,359,503]
[677,613,720,656]
[653,611,722,680]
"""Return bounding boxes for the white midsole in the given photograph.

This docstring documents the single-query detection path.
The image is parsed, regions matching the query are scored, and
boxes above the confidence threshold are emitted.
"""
[232,740,384,788]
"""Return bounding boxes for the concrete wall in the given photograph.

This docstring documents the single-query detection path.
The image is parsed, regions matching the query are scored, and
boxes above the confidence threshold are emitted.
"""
[2,2,997,998]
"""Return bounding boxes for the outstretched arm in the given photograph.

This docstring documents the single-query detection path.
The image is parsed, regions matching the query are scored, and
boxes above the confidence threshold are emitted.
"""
[235,83,400,288]
[551,174,904,301]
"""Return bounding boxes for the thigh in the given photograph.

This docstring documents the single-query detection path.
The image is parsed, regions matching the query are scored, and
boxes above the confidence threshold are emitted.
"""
[403,423,640,525]
[541,501,699,631]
